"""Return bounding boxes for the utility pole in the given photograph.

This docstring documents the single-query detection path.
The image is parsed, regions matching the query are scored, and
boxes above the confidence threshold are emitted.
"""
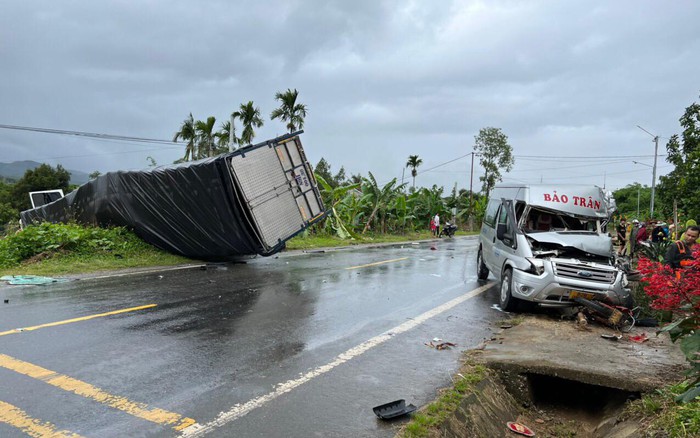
[229,114,236,153]
[637,125,659,218]
[468,152,475,230]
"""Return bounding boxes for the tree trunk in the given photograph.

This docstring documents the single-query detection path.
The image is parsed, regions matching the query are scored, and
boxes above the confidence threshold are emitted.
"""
[362,205,380,234]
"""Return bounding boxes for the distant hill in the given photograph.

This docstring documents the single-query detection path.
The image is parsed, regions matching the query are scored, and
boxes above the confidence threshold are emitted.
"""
[0,161,90,185]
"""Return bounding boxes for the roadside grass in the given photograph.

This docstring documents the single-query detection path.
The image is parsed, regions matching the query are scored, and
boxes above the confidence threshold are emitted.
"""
[1,223,476,276]
[0,222,191,277]
[0,251,190,277]
[622,381,700,437]
[397,356,487,438]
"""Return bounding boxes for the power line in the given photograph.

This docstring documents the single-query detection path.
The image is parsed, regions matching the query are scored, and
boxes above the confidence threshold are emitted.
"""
[0,123,176,145]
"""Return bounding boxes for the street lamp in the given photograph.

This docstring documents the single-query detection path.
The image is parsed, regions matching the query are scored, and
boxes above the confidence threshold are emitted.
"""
[632,161,653,218]
[636,125,659,218]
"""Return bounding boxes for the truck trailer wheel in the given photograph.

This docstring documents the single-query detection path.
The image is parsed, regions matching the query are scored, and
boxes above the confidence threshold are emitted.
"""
[477,248,489,280]
[499,268,520,312]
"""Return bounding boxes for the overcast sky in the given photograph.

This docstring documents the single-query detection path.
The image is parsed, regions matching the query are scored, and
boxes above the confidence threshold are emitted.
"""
[2,1,699,193]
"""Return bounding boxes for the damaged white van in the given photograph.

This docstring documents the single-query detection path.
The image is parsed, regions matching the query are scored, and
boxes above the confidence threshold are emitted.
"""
[477,184,631,311]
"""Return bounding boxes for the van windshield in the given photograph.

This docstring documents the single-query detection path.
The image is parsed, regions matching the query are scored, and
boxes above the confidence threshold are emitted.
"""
[522,207,599,233]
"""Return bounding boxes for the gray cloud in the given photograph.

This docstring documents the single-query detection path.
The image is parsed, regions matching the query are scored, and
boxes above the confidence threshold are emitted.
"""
[1,0,699,192]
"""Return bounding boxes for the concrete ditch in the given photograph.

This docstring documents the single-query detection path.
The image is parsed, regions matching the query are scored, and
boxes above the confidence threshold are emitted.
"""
[438,315,687,437]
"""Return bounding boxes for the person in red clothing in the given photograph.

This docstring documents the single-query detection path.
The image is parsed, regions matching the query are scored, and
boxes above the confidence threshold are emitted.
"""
[636,221,648,245]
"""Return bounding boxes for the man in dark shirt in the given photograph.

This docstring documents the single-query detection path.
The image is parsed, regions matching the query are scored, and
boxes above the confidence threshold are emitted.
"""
[665,225,699,270]
[616,218,627,255]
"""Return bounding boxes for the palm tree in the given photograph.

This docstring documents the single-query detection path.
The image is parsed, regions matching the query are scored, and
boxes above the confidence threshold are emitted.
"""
[195,116,217,158]
[270,88,308,133]
[173,113,197,161]
[233,101,264,146]
[406,155,422,190]
[216,119,238,153]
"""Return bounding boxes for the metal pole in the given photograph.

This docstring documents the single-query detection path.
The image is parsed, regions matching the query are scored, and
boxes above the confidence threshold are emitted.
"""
[637,186,640,218]
[468,152,474,208]
[650,136,658,218]
[468,152,475,231]
[229,114,235,153]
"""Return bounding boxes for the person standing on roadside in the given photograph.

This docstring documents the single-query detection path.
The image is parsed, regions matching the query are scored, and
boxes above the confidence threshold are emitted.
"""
[665,225,699,272]
[681,219,698,241]
[433,213,440,238]
[617,218,627,255]
[636,221,648,245]
[627,219,639,256]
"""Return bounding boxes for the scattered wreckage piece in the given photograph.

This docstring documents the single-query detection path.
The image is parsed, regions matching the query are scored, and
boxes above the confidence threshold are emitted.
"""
[20,132,325,260]
[372,399,417,420]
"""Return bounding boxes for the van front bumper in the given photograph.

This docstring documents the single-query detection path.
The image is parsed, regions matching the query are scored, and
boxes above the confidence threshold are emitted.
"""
[510,260,630,307]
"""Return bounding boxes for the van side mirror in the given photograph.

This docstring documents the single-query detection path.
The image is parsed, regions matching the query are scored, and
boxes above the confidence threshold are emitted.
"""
[496,223,507,240]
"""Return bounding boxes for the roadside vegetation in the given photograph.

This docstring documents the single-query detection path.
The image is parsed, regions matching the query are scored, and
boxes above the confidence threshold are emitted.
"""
[623,382,700,436]
[397,356,487,438]
[0,222,188,277]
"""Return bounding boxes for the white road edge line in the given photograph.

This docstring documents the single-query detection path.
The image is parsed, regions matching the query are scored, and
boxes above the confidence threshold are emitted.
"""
[85,264,203,280]
[180,281,495,437]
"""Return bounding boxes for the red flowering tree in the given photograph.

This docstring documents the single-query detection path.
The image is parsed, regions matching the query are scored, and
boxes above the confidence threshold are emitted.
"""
[638,248,700,402]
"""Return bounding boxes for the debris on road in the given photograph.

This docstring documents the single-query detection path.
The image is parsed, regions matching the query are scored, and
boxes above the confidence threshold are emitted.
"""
[575,312,590,330]
[425,339,457,350]
[1,275,68,285]
[629,333,649,343]
[601,334,622,341]
[372,399,417,420]
[507,421,535,436]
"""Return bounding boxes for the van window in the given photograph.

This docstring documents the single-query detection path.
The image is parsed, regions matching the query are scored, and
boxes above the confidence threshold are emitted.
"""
[497,205,513,236]
[484,199,500,227]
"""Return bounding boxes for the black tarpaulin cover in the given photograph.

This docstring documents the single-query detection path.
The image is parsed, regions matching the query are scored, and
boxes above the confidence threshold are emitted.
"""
[20,132,325,260]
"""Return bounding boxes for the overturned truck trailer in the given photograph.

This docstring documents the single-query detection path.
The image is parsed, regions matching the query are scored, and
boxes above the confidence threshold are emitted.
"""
[20,132,325,260]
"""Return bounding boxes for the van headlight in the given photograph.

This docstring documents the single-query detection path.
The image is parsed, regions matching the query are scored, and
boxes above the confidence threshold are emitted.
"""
[525,257,545,275]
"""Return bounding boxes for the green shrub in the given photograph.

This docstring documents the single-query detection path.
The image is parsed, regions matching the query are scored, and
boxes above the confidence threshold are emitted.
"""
[0,222,151,268]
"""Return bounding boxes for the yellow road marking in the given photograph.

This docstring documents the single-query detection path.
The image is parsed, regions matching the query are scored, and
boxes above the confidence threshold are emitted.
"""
[0,304,158,337]
[0,354,196,430]
[345,257,409,270]
[0,400,84,437]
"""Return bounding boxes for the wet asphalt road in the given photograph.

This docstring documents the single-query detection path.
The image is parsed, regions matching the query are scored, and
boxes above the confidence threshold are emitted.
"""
[0,236,500,438]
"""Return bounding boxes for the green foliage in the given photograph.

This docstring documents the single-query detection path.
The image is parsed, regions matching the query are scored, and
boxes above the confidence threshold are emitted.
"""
[613,183,654,220]
[406,155,422,190]
[657,93,700,221]
[0,181,19,231]
[638,240,672,262]
[314,158,347,189]
[233,101,264,146]
[473,127,514,198]
[625,383,700,436]
[270,88,307,133]
[0,223,151,269]
[9,164,71,212]
[399,359,487,438]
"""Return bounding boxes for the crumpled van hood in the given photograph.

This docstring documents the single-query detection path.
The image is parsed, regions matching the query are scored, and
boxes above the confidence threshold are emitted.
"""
[526,231,613,257]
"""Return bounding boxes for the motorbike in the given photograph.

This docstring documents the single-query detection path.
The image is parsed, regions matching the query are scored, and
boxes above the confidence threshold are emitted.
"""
[439,222,457,238]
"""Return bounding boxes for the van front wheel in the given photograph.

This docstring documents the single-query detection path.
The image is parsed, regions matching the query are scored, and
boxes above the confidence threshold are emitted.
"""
[499,269,520,312]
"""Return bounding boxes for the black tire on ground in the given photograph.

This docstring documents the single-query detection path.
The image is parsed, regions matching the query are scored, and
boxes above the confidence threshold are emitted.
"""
[499,268,520,312]
[477,248,489,280]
